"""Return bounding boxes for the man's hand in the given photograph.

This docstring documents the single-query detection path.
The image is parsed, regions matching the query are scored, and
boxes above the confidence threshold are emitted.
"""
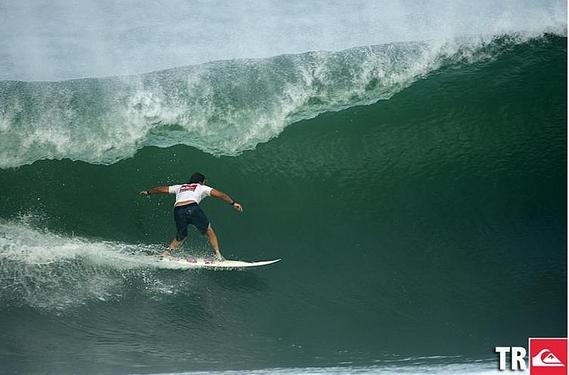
[140,186,169,196]
[232,202,244,212]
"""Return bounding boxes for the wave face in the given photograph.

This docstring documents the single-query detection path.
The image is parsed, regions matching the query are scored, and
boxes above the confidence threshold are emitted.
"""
[0,33,565,169]
[0,35,566,374]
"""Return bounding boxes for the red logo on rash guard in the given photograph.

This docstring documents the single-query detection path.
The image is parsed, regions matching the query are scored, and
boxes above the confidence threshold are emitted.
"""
[529,338,567,375]
[180,184,197,192]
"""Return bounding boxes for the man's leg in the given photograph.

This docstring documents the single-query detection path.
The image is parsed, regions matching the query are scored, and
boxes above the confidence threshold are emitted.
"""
[206,227,224,261]
[165,207,188,257]
[161,237,186,256]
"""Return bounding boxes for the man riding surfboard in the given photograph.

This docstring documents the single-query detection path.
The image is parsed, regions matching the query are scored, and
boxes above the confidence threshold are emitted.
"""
[140,172,243,261]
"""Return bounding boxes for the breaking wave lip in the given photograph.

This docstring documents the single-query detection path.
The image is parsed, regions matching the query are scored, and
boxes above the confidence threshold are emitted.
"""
[0,30,565,169]
[0,217,211,312]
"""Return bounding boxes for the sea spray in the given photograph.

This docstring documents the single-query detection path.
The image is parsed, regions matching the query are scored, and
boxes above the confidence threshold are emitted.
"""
[0,219,201,311]
[0,34,560,168]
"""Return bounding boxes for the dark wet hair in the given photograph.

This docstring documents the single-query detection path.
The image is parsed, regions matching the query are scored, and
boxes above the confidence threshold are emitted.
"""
[189,172,206,184]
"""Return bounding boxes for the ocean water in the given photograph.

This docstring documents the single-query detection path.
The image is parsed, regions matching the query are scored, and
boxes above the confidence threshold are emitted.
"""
[0,2,567,375]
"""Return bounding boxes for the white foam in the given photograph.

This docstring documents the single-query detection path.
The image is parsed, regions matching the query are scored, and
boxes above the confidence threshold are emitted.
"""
[0,218,181,311]
[0,33,559,168]
[141,361,500,375]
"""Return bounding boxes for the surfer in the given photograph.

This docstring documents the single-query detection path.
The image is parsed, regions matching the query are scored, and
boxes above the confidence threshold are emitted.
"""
[140,172,243,261]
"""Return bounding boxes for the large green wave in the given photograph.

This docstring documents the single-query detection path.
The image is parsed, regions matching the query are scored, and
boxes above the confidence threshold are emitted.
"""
[0,35,566,373]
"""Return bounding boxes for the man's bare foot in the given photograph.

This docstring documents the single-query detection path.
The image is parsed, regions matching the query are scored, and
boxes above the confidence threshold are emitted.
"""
[160,250,172,257]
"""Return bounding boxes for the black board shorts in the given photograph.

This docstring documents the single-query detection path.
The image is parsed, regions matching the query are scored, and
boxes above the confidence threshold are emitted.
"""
[173,203,210,240]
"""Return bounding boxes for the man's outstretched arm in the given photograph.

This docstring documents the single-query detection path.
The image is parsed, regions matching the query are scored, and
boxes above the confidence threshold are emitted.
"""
[211,189,244,212]
[140,186,169,195]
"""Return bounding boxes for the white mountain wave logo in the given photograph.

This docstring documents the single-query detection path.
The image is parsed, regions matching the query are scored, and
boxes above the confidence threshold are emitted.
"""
[532,349,565,367]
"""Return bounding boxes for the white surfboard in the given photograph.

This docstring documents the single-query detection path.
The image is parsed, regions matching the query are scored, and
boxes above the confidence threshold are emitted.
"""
[159,256,281,270]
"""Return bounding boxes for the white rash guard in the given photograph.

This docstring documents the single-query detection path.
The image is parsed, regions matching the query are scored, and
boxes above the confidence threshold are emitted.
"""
[168,183,213,206]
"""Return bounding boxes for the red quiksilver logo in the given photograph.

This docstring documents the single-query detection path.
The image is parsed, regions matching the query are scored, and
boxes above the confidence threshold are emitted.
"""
[529,338,567,375]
